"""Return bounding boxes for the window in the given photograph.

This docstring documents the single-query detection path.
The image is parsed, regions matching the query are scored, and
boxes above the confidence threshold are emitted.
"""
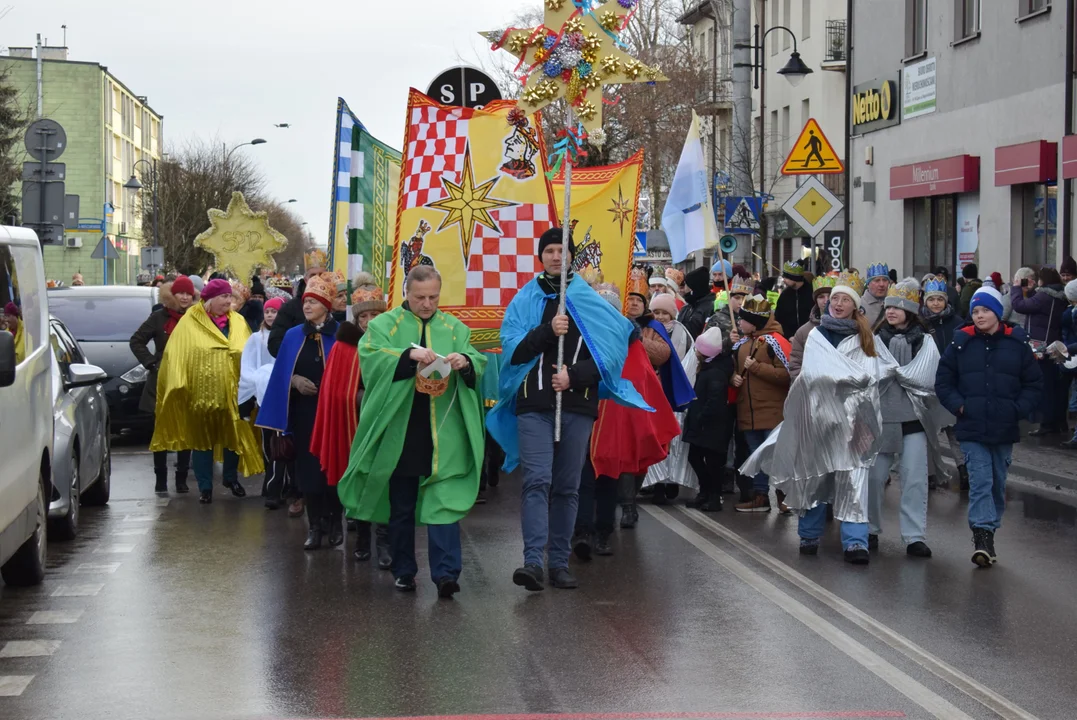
[1020,184,1057,267]
[802,99,810,127]
[955,0,981,40]
[770,109,779,170]
[1,246,44,361]
[905,0,927,57]
[803,0,811,39]
[1020,0,1051,17]
[783,0,791,49]
[781,106,790,155]
[911,196,955,278]
[48,296,153,343]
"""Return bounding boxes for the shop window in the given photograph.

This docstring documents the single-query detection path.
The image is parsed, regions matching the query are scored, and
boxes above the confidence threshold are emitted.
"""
[911,196,955,278]
[1020,183,1057,267]
[905,0,928,58]
[954,0,981,41]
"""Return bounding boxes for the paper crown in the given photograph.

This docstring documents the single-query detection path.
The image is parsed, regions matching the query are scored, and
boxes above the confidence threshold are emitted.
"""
[922,274,949,298]
[836,270,866,296]
[304,249,328,271]
[813,272,840,292]
[885,277,922,311]
[782,260,805,278]
[267,276,293,289]
[741,295,773,315]
[866,263,890,281]
[626,266,651,298]
[729,276,755,296]
[579,266,604,287]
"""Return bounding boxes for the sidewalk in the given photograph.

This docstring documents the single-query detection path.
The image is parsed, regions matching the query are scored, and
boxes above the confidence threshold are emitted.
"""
[940,424,1077,493]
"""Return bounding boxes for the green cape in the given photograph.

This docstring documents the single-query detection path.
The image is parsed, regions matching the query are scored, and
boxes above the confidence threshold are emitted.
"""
[337,306,487,525]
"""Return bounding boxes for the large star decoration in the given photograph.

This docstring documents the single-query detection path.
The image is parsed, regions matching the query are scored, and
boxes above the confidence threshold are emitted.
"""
[608,184,633,235]
[487,0,667,136]
[426,145,517,261]
[194,191,288,282]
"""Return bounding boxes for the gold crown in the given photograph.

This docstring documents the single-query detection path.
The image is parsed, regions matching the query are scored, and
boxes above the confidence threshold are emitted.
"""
[304,249,328,270]
[626,266,650,298]
[741,295,773,315]
[886,282,921,304]
[579,266,603,286]
[836,270,865,296]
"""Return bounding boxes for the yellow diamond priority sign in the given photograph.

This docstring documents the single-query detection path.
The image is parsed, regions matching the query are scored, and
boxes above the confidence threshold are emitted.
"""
[780,118,844,175]
[781,176,843,238]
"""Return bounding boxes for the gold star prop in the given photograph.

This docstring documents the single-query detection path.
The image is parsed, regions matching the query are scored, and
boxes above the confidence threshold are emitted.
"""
[194,192,288,282]
[487,0,668,136]
[426,145,517,261]
[608,184,633,235]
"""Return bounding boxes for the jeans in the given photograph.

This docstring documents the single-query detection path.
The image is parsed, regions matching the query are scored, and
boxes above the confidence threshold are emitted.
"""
[388,474,462,582]
[153,450,190,480]
[868,432,929,545]
[576,459,617,538]
[799,505,869,550]
[743,429,774,495]
[517,411,595,569]
[961,441,1012,532]
[191,449,239,493]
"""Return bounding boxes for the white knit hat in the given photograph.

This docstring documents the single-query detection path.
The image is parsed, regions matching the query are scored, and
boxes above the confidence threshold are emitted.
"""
[830,285,861,308]
[1066,279,1077,304]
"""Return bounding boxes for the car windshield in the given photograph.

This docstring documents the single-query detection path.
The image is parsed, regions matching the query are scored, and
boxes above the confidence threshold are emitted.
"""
[48,295,152,342]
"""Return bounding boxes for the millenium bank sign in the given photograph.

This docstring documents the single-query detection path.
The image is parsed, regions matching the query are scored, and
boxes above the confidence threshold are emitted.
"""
[851,75,900,134]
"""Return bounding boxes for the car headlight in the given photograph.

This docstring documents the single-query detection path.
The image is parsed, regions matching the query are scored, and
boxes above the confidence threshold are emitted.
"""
[120,365,149,384]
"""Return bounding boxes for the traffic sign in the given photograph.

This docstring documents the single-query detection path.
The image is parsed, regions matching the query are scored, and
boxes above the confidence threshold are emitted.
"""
[141,246,165,271]
[724,196,761,234]
[633,231,647,257]
[781,176,843,238]
[780,118,844,175]
[426,66,503,109]
[24,118,67,161]
[90,236,121,261]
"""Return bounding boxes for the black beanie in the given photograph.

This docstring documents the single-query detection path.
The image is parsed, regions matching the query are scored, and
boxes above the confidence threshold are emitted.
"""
[962,263,978,280]
[684,266,710,297]
[537,227,577,261]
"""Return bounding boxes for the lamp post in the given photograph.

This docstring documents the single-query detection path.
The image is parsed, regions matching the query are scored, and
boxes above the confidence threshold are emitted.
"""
[734,25,813,273]
[223,138,267,164]
[124,158,158,248]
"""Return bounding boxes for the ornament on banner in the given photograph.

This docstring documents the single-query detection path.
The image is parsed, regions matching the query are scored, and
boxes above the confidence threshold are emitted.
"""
[546,124,589,179]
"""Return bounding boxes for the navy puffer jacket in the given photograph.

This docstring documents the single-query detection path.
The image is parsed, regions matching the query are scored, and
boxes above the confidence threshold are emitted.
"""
[935,324,1043,445]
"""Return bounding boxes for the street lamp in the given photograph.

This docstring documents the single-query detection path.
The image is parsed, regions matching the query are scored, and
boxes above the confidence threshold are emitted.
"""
[124,158,159,248]
[286,199,297,203]
[223,138,267,164]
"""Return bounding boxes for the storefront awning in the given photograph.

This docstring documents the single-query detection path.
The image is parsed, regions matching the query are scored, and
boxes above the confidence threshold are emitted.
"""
[995,140,1056,186]
[890,155,980,200]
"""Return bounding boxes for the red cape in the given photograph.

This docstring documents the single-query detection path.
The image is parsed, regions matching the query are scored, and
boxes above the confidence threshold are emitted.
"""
[310,340,361,486]
[590,340,679,478]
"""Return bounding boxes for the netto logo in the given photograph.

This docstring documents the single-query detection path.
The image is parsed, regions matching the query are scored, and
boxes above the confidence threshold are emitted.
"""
[852,81,894,126]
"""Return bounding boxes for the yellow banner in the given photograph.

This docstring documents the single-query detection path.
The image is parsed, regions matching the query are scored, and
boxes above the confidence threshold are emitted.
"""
[388,90,556,349]
[551,150,644,304]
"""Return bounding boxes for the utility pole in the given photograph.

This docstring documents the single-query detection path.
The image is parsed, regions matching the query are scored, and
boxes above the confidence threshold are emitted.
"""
[35,34,42,118]
[730,0,753,269]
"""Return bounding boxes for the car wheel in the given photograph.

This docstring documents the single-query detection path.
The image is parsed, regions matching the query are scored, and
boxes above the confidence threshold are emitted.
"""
[48,451,79,541]
[2,475,47,586]
[82,434,111,507]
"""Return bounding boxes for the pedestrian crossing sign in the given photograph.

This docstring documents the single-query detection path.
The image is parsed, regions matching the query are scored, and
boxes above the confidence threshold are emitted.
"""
[780,118,844,175]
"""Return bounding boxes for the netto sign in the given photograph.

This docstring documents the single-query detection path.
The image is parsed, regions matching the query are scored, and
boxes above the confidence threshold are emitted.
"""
[851,77,900,133]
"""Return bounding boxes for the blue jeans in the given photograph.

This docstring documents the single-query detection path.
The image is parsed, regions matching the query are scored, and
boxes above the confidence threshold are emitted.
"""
[868,432,929,544]
[743,429,774,495]
[388,474,462,583]
[517,411,595,569]
[191,449,239,493]
[799,505,869,550]
[961,441,1012,532]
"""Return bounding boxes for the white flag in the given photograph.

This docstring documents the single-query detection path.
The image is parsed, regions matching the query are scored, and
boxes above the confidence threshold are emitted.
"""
[662,111,721,263]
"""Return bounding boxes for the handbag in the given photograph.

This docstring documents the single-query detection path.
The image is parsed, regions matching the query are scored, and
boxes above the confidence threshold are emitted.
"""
[269,432,295,462]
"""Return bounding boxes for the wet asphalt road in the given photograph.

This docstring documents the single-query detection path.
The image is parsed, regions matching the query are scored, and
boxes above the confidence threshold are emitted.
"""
[1,442,1077,720]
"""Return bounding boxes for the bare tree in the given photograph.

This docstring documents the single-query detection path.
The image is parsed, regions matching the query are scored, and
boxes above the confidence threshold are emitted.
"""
[0,65,30,224]
[252,199,312,276]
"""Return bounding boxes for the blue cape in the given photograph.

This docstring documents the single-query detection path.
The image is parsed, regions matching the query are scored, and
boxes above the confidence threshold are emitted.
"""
[646,318,696,411]
[256,323,336,433]
[486,275,651,471]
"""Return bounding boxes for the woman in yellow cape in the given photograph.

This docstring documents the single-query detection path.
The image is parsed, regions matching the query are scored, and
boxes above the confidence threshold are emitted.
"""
[150,279,263,502]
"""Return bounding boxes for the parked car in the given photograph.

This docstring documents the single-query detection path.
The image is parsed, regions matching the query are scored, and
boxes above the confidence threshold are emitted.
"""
[0,226,54,586]
[47,285,158,434]
[47,316,111,540]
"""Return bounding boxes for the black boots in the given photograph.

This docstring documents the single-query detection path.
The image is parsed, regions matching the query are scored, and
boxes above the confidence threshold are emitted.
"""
[972,528,995,567]
[175,473,189,494]
[304,526,323,551]
[154,473,168,493]
[620,504,639,528]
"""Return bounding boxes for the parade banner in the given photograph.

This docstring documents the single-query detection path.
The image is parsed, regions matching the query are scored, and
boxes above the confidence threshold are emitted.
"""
[388,89,556,349]
[550,150,643,306]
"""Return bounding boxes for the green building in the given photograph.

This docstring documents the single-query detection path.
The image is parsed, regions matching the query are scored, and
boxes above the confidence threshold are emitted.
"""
[2,44,163,285]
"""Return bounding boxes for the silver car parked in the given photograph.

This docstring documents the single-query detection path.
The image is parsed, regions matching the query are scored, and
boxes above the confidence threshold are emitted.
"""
[47,317,111,540]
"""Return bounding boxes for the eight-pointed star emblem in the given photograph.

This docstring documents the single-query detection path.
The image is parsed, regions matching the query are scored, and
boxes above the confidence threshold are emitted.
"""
[608,184,633,235]
[426,144,517,261]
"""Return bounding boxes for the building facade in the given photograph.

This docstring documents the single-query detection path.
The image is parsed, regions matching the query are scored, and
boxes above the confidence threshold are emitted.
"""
[848,0,1069,280]
[2,45,163,285]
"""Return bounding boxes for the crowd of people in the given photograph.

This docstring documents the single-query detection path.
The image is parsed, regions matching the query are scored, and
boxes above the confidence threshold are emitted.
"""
[121,232,1077,597]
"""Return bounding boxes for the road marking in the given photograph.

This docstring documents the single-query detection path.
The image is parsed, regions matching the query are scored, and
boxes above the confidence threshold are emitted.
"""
[26,610,82,625]
[0,640,60,658]
[94,544,135,554]
[0,676,33,696]
[122,513,161,522]
[321,711,909,719]
[677,507,1042,720]
[74,563,120,574]
[137,498,170,508]
[643,506,976,720]
[50,584,104,598]
[112,527,149,536]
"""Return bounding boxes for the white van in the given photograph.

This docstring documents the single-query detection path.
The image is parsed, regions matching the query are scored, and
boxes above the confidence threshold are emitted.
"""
[0,226,54,585]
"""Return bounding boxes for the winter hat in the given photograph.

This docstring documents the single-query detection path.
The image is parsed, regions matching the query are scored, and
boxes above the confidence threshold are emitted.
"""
[969,286,1004,320]
[649,293,678,318]
[989,272,1004,289]
[665,267,684,288]
[200,278,233,302]
[263,297,285,312]
[302,273,337,310]
[732,263,749,279]
[250,276,265,297]
[537,227,577,261]
[695,326,723,359]
[3,302,19,318]
[710,259,732,277]
[830,270,865,308]
[962,262,979,280]
[683,267,711,297]
[884,277,921,314]
[1062,256,1077,277]
[190,275,205,295]
[1065,279,1077,303]
[738,295,772,330]
[170,276,195,298]
[626,266,651,302]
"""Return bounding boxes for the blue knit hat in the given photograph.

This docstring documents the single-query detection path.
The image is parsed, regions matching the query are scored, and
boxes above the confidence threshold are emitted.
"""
[969,286,1003,320]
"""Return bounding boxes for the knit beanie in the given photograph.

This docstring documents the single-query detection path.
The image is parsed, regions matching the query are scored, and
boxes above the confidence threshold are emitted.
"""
[537,227,577,261]
[649,293,678,318]
[884,277,921,314]
[989,272,1004,290]
[263,297,285,312]
[1066,279,1077,303]
[683,267,711,297]
[3,302,19,318]
[710,259,732,277]
[695,326,723,359]
[1062,256,1077,277]
[200,278,233,302]
[962,262,979,280]
[170,275,195,298]
[190,275,205,295]
[969,286,1003,320]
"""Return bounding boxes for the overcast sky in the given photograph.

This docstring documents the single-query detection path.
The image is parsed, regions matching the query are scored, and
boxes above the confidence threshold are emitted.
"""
[7,0,529,246]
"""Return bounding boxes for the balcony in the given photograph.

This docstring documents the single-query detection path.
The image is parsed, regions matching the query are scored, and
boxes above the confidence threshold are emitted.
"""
[695,81,734,116]
[822,19,847,71]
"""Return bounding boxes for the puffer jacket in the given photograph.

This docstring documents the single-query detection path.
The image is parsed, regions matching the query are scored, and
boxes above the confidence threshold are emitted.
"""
[734,316,791,430]
[1010,284,1067,344]
[922,307,963,354]
[935,324,1043,445]
[682,352,734,451]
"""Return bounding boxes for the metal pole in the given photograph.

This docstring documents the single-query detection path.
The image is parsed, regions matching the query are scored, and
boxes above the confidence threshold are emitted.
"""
[554,109,575,442]
[35,34,42,118]
[152,159,159,248]
[731,0,752,268]
[758,23,768,275]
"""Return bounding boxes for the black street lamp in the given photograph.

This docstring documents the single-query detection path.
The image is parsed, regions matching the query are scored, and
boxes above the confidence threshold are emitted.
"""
[223,138,267,164]
[124,158,158,248]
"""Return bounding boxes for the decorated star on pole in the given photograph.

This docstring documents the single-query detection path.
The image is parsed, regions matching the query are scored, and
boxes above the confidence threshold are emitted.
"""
[426,145,517,261]
[486,0,667,138]
[194,191,289,282]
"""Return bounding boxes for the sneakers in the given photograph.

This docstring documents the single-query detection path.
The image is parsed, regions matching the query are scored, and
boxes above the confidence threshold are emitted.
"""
[594,534,613,556]
[799,538,820,555]
[436,578,460,599]
[572,533,593,562]
[844,545,870,565]
[868,534,879,551]
[548,567,579,589]
[287,498,305,518]
[199,490,212,504]
[620,504,639,529]
[394,575,417,592]
[906,541,932,558]
[971,528,993,568]
[512,565,545,592]
[735,494,771,513]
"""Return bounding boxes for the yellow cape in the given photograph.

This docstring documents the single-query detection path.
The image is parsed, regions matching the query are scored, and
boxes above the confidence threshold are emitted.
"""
[149,302,263,476]
[12,319,24,364]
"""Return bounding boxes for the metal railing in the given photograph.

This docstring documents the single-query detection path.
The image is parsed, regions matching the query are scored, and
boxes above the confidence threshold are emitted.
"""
[825,19,847,63]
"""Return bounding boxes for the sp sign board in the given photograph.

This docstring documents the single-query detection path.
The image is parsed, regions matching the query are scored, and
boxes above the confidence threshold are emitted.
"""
[426,66,503,109]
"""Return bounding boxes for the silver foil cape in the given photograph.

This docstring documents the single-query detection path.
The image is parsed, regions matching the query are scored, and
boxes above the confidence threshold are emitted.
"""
[644,347,699,490]
[740,329,897,523]
[884,337,955,480]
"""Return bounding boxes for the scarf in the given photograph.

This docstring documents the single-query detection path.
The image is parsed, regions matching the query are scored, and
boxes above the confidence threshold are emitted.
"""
[877,323,924,366]
[208,312,229,331]
[662,319,675,333]
[164,308,185,336]
[819,312,858,336]
[539,270,575,293]
[921,305,954,323]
